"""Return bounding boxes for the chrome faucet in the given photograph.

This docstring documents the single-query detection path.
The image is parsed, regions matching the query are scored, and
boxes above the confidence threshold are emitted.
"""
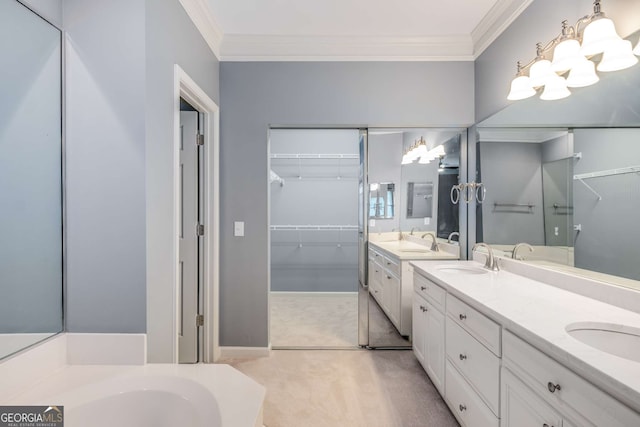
[447,231,460,243]
[512,243,534,260]
[410,227,420,235]
[472,242,499,271]
[421,232,439,251]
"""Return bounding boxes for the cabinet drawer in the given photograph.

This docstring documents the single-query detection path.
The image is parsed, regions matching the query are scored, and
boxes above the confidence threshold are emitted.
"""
[414,273,445,312]
[501,367,563,427]
[447,294,500,356]
[446,317,500,415]
[503,330,640,427]
[383,254,400,277]
[445,361,499,427]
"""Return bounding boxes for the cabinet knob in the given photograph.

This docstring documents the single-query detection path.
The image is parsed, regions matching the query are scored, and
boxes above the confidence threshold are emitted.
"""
[459,354,467,361]
[421,286,426,291]
[386,275,392,280]
[459,314,467,321]
[458,404,467,412]
[543,424,554,427]
[547,382,561,393]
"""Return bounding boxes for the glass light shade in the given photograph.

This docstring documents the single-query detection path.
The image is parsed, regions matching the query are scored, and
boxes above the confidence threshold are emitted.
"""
[418,156,431,164]
[413,144,428,157]
[634,39,640,56]
[401,154,413,165]
[430,146,446,156]
[566,57,599,87]
[529,59,554,87]
[597,39,638,72]
[507,75,536,100]
[551,38,582,72]
[540,74,571,100]
[580,17,622,56]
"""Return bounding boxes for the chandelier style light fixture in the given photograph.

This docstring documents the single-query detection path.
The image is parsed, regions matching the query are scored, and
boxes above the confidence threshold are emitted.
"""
[507,0,639,101]
[401,137,446,165]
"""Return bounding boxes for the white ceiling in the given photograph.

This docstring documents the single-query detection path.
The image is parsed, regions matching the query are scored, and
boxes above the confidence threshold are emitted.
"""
[181,0,533,61]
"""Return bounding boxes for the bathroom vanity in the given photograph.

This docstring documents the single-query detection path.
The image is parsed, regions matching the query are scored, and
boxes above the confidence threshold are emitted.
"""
[411,257,640,427]
[368,236,457,337]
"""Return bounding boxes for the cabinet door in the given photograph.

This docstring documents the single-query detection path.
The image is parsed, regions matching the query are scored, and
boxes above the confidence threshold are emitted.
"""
[412,294,428,365]
[384,273,400,327]
[425,303,445,395]
[501,368,563,427]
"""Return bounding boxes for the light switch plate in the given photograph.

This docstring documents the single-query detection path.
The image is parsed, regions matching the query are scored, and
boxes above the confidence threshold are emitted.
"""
[424,217,431,225]
[234,221,245,237]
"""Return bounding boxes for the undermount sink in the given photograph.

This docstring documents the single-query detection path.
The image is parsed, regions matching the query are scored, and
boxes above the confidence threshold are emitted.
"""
[435,265,488,275]
[566,322,640,363]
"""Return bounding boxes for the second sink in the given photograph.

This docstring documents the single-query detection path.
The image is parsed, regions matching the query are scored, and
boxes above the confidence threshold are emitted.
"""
[566,322,640,363]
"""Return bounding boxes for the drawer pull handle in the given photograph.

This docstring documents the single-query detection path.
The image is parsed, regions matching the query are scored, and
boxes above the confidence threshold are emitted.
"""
[543,424,554,427]
[459,354,467,361]
[547,382,561,393]
[458,404,466,412]
[459,314,467,321]
[420,305,427,312]
[421,286,426,291]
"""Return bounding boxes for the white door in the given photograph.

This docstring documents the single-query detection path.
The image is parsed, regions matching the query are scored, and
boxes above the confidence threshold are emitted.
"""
[179,110,201,363]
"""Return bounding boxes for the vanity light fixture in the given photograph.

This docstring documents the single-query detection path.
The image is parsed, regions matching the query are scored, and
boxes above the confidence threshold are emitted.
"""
[507,1,638,102]
[401,138,446,165]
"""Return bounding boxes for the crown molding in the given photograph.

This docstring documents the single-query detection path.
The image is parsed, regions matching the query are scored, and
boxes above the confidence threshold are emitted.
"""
[471,0,534,58]
[220,34,475,62]
[178,0,224,59]
[478,129,568,143]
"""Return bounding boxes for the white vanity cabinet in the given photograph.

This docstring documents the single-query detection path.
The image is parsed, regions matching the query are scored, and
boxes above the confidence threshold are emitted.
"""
[368,247,413,336]
[444,294,501,427]
[412,273,446,394]
[502,331,640,427]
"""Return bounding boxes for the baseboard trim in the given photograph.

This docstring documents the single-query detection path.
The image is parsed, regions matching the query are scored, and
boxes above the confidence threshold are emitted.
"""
[270,291,358,297]
[219,346,271,359]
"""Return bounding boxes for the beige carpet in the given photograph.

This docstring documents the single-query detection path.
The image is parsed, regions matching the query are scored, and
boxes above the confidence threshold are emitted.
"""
[270,293,358,348]
[223,349,459,427]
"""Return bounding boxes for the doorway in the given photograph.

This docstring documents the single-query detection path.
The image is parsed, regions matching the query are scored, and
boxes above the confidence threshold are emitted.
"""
[269,128,360,348]
[173,65,220,364]
[178,99,204,363]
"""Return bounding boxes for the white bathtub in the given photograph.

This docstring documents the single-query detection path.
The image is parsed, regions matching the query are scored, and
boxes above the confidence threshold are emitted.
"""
[6,364,264,427]
[62,375,221,427]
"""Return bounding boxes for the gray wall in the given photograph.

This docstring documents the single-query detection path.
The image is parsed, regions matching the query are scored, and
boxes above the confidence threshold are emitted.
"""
[541,135,573,247]
[0,0,62,334]
[573,128,640,280]
[220,61,474,347]
[145,0,220,362]
[64,0,147,333]
[475,0,640,123]
[270,129,359,292]
[479,141,544,245]
[20,0,62,27]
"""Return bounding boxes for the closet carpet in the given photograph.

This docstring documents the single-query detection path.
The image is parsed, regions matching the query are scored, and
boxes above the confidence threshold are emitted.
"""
[222,349,459,427]
[270,293,359,347]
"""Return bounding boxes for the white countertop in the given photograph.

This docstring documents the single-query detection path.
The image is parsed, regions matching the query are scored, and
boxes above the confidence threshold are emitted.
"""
[410,259,640,413]
[369,237,459,261]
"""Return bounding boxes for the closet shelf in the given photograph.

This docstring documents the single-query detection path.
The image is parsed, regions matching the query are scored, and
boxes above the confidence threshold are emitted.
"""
[270,225,358,231]
[270,153,359,159]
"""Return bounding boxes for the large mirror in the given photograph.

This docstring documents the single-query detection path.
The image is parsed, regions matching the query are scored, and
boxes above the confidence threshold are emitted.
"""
[0,1,63,359]
[475,55,640,290]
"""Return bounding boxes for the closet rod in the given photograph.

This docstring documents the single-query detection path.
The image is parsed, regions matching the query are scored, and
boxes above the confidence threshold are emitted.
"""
[574,165,640,180]
[270,153,359,159]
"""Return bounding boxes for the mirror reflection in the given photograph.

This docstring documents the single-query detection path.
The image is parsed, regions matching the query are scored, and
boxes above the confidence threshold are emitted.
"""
[406,182,433,219]
[369,182,395,219]
[476,127,640,288]
[0,1,63,359]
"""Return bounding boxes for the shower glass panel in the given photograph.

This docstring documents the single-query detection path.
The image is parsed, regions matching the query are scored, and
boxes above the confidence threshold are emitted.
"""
[0,0,63,359]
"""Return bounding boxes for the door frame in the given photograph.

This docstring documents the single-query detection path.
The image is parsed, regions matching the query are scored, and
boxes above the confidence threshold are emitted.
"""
[173,65,220,362]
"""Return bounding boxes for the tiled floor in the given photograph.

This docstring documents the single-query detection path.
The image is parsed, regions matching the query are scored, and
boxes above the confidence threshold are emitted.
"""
[223,349,459,427]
